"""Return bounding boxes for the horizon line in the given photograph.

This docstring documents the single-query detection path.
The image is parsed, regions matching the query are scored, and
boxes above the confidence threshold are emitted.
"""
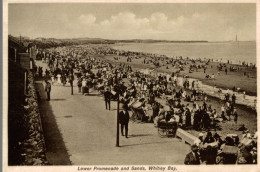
[9,34,256,42]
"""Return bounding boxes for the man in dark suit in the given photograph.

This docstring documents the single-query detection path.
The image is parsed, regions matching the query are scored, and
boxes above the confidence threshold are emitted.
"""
[184,144,201,165]
[104,88,112,110]
[45,80,51,101]
[119,105,129,138]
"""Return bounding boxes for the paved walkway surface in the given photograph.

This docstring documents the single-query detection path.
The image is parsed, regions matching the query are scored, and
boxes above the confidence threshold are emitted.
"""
[35,61,189,165]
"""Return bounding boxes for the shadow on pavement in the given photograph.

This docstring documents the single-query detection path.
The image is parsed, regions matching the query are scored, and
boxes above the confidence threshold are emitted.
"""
[56,115,73,118]
[84,94,102,96]
[120,140,174,148]
[128,134,153,138]
[50,98,66,101]
[36,83,71,165]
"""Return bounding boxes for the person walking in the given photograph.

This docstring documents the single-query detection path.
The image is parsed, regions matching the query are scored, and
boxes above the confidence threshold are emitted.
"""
[233,108,238,124]
[232,94,236,104]
[193,110,200,130]
[185,108,191,127]
[119,105,130,138]
[221,105,227,120]
[77,77,82,93]
[51,74,55,85]
[104,88,112,110]
[45,80,51,101]
[82,78,87,95]
[57,73,62,85]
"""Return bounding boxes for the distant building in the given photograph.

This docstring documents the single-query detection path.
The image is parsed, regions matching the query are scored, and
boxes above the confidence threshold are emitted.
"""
[8,35,36,69]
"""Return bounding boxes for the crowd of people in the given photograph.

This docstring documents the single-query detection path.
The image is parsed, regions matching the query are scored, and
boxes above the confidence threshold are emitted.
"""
[185,130,257,164]
[36,45,257,165]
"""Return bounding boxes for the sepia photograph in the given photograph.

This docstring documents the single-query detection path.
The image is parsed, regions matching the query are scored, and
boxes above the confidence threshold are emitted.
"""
[3,1,259,171]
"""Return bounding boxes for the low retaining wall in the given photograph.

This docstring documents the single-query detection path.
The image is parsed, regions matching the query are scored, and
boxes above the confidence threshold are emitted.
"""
[176,128,198,145]
[20,71,48,165]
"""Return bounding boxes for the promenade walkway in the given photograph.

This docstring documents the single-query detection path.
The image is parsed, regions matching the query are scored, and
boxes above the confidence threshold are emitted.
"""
[35,61,189,165]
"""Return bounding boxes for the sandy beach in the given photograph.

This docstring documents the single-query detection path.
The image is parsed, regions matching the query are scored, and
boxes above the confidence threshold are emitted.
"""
[99,47,256,96]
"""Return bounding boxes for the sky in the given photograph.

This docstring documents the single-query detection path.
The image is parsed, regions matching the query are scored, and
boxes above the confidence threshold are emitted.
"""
[8,3,256,41]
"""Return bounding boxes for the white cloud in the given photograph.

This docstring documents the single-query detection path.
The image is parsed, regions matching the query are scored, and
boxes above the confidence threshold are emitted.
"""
[78,14,96,24]
[150,12,168,22]
[34,11,255,41]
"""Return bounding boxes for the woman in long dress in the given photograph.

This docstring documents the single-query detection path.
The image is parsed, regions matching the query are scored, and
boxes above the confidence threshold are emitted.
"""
[51,75,55,85]
[57,74,62,85]
[82,78,87,95]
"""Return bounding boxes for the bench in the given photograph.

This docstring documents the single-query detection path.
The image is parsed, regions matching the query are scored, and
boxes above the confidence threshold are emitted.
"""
[176,128,198,145]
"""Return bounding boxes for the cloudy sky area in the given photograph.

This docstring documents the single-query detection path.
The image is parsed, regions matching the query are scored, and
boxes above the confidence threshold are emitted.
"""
[9,3,256,41]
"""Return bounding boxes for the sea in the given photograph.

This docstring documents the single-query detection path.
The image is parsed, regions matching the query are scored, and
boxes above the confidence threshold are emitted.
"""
[111,41,256,64]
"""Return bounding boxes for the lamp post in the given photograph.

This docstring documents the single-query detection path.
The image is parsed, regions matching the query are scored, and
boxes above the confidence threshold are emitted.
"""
[70,73,74,95]
[116,93,120,147]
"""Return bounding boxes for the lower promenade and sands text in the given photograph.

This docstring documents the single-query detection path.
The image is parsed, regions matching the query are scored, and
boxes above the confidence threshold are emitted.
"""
[77,166,177,171]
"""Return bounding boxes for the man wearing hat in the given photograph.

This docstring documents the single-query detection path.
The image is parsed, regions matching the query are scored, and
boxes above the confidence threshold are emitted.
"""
[119,105,130,138]
[184,144,201,165]
[45,80,51,101]
[104,87,112,110]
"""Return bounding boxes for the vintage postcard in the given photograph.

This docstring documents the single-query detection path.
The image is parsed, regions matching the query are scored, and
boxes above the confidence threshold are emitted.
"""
[2,0,259,172]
